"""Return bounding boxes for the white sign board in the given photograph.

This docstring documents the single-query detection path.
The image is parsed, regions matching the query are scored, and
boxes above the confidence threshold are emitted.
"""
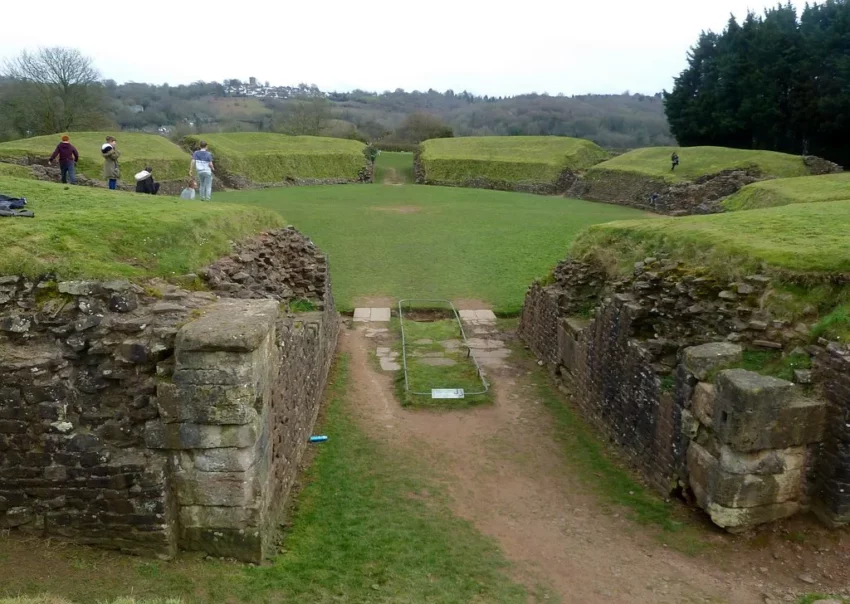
[431,388,465,399]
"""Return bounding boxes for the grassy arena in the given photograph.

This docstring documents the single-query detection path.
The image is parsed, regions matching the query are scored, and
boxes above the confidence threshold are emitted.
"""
[0,132,190,184]
[181,132,367,183]
[418,135,608,190]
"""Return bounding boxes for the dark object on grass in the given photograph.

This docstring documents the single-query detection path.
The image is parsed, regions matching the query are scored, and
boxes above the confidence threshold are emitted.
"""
[0,194,27,210]
[134,167,160,195]
[671,152,680,171]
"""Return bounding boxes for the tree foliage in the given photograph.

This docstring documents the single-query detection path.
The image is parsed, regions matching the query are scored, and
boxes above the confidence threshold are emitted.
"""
[0,47,107,136]
[664,0,850,165]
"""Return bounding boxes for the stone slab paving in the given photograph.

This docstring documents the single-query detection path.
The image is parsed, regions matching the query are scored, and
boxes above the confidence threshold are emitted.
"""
[458,310,510,367]
[353,307,391,323]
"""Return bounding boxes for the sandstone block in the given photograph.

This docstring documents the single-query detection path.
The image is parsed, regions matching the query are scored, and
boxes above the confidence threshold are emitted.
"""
[718,445,805,475]
[156,381,261,425]
[705,500,799,531]
[184,447,258,473]
[691,382,715,427]
[179,526,266,562]
[179,505,260,529]
[174,468,259,507]
[144,419,260,450]
[176,299,279,353]
[683,343,742,380]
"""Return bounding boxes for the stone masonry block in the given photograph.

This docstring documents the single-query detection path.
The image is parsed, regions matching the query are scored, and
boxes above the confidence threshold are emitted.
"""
[718,445,806,475]
[706,500,800,531]
[176,299,279,352]
[683,343,743,380]
[182,448,257,473]
[691,382,715,427]
[157,381,262,425]
[145,419,260,450]
[179,505,260,529]
[713,370,823,451]
[174,467,259,507]
[180,526,266,563]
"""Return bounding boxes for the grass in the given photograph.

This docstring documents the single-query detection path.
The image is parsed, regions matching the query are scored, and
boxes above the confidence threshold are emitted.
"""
[0,132,190,184]
[704,350,811,383]
[723,172,850,211]
[419,136,608,188]
[395,319,491,408]
[374,151,414,184]
[0,162,35,179]
[181,133,367,184]
[572,199,850,277]
[0,176,282,279]
[523,348,708,555]
[217,184,648,313]
[0,356,532,603]
[587,146,813,184]
[797,595,849,604]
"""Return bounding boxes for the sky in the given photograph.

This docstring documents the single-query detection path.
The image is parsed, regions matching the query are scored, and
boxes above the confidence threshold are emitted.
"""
[1,0,784,96]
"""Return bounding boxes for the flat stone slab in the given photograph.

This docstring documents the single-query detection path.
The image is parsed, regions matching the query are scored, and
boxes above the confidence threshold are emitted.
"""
[466,338,505,350]
[419,358,457,367]
[176,300,278,352]
[353,308,391,323]
[380,358,401,371]
[376,347,392,357]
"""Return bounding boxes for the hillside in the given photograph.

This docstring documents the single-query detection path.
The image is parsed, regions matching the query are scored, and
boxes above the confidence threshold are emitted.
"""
[723,172,850,211]
[0,132,190,184]
[0,175,282,279]
[181,133,368,185]
[417,136,608,194]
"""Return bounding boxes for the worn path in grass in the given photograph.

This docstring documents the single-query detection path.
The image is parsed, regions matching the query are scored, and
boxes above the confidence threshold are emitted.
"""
[344,323,781,603]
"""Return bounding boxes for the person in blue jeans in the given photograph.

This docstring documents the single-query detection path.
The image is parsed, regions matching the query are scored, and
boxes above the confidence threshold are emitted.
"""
[102,136,121,190]
[189,141,215,201]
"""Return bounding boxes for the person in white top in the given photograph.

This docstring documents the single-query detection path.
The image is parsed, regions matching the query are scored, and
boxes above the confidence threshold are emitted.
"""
[189,141,216,201]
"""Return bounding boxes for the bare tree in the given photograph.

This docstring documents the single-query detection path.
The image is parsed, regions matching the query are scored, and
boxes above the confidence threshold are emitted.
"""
[2,47,105,134]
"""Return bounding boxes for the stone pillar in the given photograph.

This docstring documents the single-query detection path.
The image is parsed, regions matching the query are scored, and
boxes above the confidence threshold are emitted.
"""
[686,367,826,531]
[145,299,279,562]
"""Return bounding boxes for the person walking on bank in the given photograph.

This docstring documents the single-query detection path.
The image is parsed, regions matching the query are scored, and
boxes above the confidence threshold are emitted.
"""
[49,135,79,184]
[102,136,121,190]
[671,151,680,171]
[189,141,215,201]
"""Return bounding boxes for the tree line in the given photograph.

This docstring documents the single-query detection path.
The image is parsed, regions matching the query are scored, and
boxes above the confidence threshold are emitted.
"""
[664,0,850,166]
[0,48,673,150]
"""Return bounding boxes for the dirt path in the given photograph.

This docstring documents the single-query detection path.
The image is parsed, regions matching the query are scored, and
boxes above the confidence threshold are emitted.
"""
[340,324,785,603]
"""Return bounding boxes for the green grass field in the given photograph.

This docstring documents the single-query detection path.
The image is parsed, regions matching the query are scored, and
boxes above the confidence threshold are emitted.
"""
[181,132,367,184]
[588,146,813,184]
[0,176,281,279]
[723,172,850,211]
[418,136,608,190]
[217,184,648,312]
[0,162,34,179]
[374,151,414,184]
[0,132,190,184]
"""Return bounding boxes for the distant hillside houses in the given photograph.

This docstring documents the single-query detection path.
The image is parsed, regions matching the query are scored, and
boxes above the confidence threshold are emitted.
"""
[223,79,326,100]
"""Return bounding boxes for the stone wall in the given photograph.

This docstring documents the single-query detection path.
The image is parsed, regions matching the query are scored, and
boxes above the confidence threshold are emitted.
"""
[0,227,338,560]
[519,257,842,531]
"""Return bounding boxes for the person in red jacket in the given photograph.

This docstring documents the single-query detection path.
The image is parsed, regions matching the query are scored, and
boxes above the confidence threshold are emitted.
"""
[49,135,80,184]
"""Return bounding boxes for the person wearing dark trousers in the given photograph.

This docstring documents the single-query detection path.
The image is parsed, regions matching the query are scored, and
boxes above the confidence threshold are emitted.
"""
[134,167,160,195]
[671,152,680,171]
[49,135,79,184]
[102,136,121,190]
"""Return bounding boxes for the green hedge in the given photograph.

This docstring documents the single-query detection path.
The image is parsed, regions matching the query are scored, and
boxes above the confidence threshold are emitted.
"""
[0,132,190,184]
[181,133,367,183]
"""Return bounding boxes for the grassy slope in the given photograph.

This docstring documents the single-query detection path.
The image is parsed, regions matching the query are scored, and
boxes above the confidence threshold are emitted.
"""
[0,176,282,279]
[0,357,530,603]
[588,146,812,184]
[217,184,648,313]
[374,151,414,184]
[723,172,850,211]
[0,162,35,179]
[182,132,366,183]
[420,136,608,185]
[0,133,190,184]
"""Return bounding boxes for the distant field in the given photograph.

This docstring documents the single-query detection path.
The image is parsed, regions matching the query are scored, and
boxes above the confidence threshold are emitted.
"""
[217,183,648,313]
[0,132,190,184]
[588,146,812,184]
[0,175,281,279]
[374,151,414,184]
[181,132,367,184]
[723,172,850,211]
[418,136,608,193]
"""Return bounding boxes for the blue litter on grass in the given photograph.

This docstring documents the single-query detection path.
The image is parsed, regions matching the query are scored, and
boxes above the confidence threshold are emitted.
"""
[309,435,328,443]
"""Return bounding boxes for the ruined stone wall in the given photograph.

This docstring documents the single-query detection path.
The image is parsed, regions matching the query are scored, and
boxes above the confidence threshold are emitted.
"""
[0,228,339,560]
[519,258,839,530]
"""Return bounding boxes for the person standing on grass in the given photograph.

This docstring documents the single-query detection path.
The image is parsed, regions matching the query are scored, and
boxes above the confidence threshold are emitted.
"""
[671,151,680,171]
[102,136,121,190]
[190,141,215,201]
[49,135,79,184]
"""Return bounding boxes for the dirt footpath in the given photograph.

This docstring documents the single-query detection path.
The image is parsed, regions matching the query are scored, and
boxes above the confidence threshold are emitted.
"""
[341,323,849,603]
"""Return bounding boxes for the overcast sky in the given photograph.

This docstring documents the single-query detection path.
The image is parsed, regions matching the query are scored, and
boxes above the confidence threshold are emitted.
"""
[2,0,784,96]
